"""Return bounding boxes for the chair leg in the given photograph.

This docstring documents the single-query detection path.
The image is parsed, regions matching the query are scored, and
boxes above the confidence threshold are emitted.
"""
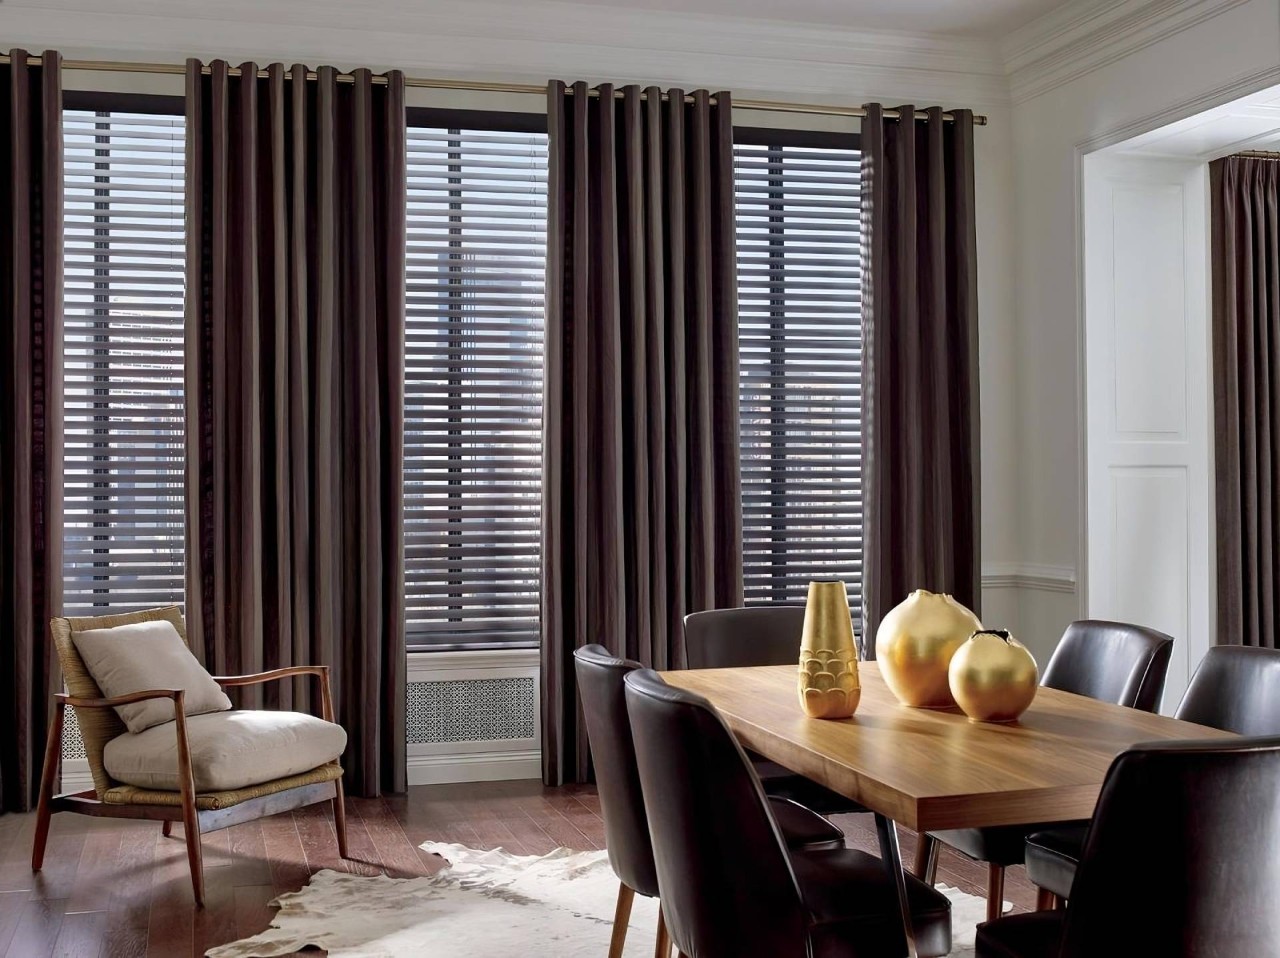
[654,904,671,958]
[162,820,173,838]
[181,796,204,907]
[986,864,1005,923]
[608,881,635,958]
[31,701,65,872]
[1036,887,1062,911]
[913,833,939,885]
[332,779,349,859]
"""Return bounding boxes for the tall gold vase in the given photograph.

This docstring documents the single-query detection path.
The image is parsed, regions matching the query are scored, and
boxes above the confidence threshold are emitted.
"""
[798,580,861,719]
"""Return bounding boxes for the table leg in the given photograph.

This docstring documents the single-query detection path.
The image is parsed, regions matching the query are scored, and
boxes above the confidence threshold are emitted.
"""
[874,813,918,958]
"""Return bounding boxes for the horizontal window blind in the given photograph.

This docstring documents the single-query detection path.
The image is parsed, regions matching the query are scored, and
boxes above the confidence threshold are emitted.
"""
[63,108,187,617]
[734,137,864,623]
[404,124,547,649]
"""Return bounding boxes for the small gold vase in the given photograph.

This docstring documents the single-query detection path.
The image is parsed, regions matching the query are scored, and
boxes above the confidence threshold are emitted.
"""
[798,580,861,719]
[948,629,1039,723]
[875,590,982,708]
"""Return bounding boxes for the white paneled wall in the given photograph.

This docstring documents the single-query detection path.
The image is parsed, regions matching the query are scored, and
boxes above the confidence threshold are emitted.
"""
[1083,153,1212,710]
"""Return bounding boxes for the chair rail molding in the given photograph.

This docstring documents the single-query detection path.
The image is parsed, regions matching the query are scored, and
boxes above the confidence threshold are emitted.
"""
[0,0,1009,107]
[981,563,1078,594]
[1003,0,1262,104]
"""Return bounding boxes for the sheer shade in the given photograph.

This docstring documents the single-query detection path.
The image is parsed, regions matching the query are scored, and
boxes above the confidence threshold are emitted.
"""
[62,107,186,617]
[404,123,548,649]
[734,136,864,624]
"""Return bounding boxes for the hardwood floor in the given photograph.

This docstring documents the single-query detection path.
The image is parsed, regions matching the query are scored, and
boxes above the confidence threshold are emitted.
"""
[0,780,1037,957]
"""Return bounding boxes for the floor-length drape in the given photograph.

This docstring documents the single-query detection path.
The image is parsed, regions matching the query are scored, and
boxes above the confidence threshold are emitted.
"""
[1211,154,1280,649]
[859,104,980,651]
[185,60,407,795]
[541,81,742,785]
[0,49,63,814]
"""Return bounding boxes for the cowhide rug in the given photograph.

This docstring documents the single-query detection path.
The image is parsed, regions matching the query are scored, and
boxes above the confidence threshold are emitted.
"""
[207,842,996,957]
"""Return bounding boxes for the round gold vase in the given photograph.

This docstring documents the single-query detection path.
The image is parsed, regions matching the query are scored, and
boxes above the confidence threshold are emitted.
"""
[875,590,982,708]
[798,580,861,719]
[948,629,1039,723]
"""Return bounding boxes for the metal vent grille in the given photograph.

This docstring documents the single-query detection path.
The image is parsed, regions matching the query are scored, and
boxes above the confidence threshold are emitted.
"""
[406,677,537,744]
[61,709,88,761]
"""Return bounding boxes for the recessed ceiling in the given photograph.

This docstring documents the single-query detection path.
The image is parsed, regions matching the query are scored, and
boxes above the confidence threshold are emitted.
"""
[570,0,1069,37]
[1116,85,1280,159]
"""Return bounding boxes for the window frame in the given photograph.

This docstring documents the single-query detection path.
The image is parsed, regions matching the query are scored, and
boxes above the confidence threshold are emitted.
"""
[404,106,548,652]
[732,124,864,617]
[60,90,188,617]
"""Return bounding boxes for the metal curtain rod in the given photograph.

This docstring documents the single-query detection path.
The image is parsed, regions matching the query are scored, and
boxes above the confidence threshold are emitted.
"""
[1,53,989,125]
[1236,150,1280,159]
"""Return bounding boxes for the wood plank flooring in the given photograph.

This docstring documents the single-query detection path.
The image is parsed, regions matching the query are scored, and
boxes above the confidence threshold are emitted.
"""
[0,781,1037,957]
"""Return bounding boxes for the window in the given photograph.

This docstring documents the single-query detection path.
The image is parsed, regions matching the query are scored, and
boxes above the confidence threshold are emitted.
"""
[404,110,548,649]
[62,95,187,617]
[734,128,864,622]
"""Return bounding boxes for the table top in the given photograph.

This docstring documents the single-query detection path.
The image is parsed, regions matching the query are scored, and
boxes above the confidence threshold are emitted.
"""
[660,661,1235,831]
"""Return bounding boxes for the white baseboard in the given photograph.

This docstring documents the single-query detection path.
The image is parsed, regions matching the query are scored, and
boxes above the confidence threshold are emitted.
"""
[982,563,1077,594]
[407,749,541,786]
[59,758,95,793]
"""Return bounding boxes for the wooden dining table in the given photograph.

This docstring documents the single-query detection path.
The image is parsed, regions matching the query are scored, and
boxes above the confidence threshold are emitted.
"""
[661,660,1234,958]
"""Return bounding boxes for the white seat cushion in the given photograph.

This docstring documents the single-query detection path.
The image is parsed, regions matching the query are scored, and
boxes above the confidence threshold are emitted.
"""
[103,710,347,793]
[71,619,233,733]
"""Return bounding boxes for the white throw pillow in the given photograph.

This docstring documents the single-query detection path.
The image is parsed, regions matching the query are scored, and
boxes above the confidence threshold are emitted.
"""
[71,620,233,733]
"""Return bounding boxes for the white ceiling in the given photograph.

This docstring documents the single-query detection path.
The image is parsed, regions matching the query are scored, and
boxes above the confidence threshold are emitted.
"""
[574,0,1068,36]
[1117,84,1280,160]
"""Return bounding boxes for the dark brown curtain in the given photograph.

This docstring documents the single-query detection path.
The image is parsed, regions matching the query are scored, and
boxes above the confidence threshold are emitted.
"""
[0,50,63,814]
[185,60,407,795]
[859,103,980,651]
[1211,155,1280,649]
[542,81,742,785]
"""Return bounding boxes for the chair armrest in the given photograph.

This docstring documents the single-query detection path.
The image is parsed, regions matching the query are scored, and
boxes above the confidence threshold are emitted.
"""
[58,689,183,710]
[210,665,328,688]
[209,666,337,723]
[57,690,197,802]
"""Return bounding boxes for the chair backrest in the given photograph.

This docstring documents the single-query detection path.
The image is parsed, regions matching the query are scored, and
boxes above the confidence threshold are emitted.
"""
[683,606,807,669]
[1062,736,1280,956]
[1175,645,1280,735]
[49,605,189,797]
[1040,619,1172,711]
[572,645,658,898]
[624,668,810,958]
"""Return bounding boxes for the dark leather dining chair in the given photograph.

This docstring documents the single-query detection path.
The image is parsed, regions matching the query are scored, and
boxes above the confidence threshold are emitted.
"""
[574,645,844,958]
[1024,644,1280,907]
[916,619,1174,921]
[684,606,865,815]
[976,736,1280,958]
[624,667,953,958]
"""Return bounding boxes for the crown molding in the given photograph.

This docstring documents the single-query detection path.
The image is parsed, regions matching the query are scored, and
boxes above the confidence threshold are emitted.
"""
[1003,0,1259,104]
[0,0,1010,108]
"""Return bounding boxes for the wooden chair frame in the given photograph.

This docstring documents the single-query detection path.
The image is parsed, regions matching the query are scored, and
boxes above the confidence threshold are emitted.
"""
[32,608,349,907]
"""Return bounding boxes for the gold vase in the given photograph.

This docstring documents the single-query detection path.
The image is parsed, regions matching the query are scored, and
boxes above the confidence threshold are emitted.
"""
[875,590,982,708]
[948,629,1039,723]
[798,580,861,719]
